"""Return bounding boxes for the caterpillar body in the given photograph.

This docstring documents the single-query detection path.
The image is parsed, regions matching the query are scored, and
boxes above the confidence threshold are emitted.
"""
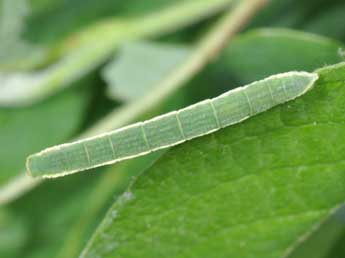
[27,71,318,178]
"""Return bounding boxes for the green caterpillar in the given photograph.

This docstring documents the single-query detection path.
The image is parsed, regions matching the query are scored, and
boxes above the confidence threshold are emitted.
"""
[27,71,318,178]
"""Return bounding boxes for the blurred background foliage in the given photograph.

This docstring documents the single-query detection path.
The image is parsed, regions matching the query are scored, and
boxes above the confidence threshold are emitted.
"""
[0,0,345,257]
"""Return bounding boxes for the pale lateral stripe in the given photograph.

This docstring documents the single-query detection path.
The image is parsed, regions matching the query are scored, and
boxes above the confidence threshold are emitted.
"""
[26,71,319,178]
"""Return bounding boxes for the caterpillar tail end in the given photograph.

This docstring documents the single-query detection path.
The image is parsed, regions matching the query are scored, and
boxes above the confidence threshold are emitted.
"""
[25,155,34,178]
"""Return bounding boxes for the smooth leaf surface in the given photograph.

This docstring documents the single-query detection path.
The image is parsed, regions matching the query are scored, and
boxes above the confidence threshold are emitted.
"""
[81,62,345,258]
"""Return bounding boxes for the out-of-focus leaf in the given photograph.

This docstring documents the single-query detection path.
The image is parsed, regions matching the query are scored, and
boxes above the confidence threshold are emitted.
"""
[0,0,28,52]
[223,28,343,84]
[0,80,91,185]
[0,0,44,70]
[325,230,345,258]
[0,0,28,48]
[5,0,192,71]
[248,0,345,30]
[80,62,345,258]
[26,0,187,45]
[302,3,345,41]
[248,0,307,28]
[10,168,103,258]
[1,0,193,71]
[0,208,28,258]
[0,0,234,107]
[284,203,345,258]
[102,41,191,101]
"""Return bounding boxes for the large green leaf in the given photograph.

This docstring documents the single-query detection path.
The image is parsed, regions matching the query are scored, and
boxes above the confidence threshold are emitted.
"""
[80,62,345,258]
